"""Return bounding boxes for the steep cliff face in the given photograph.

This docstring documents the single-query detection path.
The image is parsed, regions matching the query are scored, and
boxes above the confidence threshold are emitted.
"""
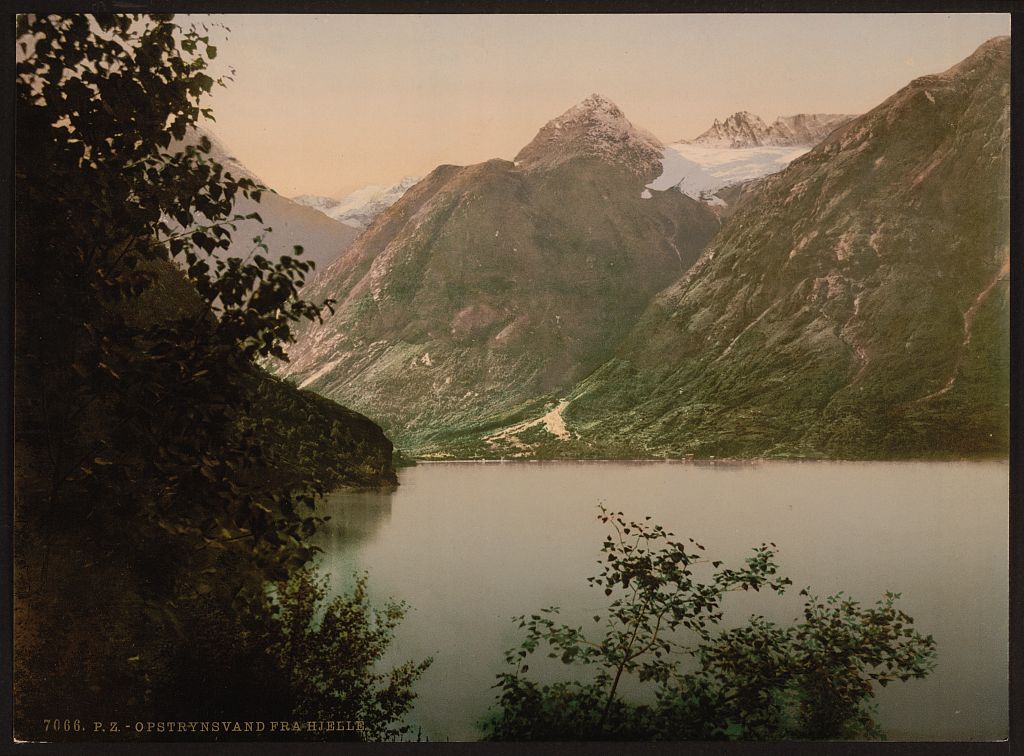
[274,96,721,454]
[564,37,1009,459]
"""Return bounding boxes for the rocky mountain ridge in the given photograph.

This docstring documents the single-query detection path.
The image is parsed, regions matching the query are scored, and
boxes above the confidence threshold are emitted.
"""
[180,127,362,270]
[692,111,855,148]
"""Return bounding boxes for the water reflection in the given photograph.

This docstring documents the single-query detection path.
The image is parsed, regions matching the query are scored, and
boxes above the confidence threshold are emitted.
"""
[316,488,394,545]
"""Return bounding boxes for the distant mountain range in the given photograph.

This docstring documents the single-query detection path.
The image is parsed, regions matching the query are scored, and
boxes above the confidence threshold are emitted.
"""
[691,111,854,148]
[268,37,1007,460]
[293,176,421,230]
[180,128,362,270]
[541,36,1011,459]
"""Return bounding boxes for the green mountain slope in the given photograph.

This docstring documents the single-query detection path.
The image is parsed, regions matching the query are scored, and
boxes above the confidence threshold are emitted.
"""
[563,37,1010,459]
[275,95,721,454]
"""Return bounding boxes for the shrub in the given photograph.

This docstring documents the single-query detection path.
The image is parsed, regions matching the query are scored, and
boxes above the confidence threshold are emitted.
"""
[484,507,935,740]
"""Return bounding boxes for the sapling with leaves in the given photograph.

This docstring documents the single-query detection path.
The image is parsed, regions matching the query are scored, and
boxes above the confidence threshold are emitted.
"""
[485,507,936,741]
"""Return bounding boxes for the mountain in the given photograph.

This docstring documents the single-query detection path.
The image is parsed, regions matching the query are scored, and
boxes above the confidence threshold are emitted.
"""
[294,176,420,230]
[181,128,362,270]
[514,93,664,174]
[644,112,856,207]
[272,94,721,455]
[692,111,855,148]
[555,37,1009,459]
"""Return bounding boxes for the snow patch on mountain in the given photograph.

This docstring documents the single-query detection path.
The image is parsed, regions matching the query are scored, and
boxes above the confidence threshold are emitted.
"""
[645,111,855,205]
[293,176,420,229]
[644,143,809,204]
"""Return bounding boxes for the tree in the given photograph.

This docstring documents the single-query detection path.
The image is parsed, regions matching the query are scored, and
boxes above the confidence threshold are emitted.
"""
[16,13,332,575]
[263,569,432,741]
[152,568,431,742]
[14,14,421,739]
[484,507,935,740]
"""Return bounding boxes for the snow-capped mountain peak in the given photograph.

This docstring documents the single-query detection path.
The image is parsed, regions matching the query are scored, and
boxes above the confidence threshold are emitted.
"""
[692,111,770,148]
[644,110,857,206]
[293,176,420,230]
[691,111,854,148]
[514,93,664,174]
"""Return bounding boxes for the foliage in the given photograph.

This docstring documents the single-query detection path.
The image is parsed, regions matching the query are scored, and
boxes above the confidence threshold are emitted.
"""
[241,374,396,492]
[147,568,431,742]
[694,590,935,739]
[16,13,336,577]
[262,569,432,740]
[484,508,936,740]
[13,13,412,739]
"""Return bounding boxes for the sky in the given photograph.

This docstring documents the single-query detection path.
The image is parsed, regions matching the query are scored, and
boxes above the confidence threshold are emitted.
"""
[193,13,1010,199]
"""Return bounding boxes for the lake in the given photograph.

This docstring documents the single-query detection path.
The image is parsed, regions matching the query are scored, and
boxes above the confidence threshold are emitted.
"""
[312,460,1008,742]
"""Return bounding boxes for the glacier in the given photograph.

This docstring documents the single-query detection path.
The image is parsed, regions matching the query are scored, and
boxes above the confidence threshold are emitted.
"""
[644,143,810,204]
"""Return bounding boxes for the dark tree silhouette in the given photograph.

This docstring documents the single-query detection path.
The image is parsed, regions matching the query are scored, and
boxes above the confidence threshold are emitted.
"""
[14,14,422,740]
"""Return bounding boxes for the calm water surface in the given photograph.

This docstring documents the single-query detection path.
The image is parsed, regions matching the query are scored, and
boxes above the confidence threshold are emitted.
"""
[313,461,1007,742]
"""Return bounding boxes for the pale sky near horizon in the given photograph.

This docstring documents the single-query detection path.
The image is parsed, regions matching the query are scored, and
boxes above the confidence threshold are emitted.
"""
[194,13,1010,199]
